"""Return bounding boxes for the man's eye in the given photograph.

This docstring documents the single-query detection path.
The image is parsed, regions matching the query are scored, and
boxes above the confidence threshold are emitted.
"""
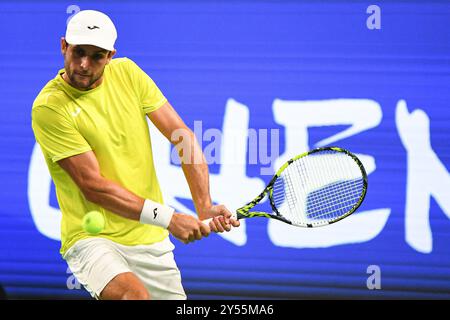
[75,49,84,57]
[93,54,104,60]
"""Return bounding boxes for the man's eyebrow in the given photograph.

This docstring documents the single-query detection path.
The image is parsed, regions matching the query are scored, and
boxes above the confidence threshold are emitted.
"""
[94,50,108,55]
[72,46,108,55]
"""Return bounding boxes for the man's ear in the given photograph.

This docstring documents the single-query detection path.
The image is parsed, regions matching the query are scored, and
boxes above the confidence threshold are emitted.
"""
[106,50,117,64]
[61,37,68,55]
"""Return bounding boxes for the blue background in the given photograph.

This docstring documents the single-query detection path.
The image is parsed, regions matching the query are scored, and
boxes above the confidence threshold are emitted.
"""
[0,0,450,299]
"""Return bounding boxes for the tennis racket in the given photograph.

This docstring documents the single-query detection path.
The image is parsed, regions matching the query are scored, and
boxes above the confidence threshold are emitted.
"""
[203,146,368,228]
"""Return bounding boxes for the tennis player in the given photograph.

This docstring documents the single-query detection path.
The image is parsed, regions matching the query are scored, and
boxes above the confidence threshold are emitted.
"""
[31,10,239,300]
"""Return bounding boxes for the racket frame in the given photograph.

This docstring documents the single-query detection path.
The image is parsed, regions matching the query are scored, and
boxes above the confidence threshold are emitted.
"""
[236,146,368,227]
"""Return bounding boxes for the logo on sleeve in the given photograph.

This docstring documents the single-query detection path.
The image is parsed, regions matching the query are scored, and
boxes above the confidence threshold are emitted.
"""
[153,208,158,219]
[71,107,81,117]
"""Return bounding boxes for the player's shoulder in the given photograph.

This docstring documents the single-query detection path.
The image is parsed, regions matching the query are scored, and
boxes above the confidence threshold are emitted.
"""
[107,57,151,85]
[108,57,140,71]
[32,77,72,119]
[33,79,67,110]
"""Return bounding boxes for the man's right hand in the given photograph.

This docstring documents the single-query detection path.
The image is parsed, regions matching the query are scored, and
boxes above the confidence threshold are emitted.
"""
[167,213,211,244]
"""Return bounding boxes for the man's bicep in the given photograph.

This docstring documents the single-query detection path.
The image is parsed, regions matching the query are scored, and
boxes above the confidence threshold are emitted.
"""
[57,151,102,191]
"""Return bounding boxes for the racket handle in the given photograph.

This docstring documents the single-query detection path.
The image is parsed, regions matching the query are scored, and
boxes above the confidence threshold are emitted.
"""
[201,212,238,226]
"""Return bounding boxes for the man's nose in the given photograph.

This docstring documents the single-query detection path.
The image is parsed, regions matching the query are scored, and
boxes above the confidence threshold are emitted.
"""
[80,56,91,70]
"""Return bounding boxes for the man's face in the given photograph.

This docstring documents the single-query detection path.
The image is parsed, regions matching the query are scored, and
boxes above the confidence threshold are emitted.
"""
[61,38,115,90]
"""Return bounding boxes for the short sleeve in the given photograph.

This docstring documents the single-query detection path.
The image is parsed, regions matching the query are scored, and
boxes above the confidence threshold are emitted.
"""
[126,59,167,114]
[32,106,92,162]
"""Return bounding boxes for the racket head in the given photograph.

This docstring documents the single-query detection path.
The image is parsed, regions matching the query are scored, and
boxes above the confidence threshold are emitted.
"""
[267,147,368,227]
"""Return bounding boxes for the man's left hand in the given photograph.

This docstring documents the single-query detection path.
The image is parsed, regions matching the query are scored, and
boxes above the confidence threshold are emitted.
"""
[201,205,240,233]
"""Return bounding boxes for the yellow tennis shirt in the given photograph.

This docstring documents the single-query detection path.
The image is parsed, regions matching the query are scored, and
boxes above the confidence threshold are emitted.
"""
[31,57,169,255]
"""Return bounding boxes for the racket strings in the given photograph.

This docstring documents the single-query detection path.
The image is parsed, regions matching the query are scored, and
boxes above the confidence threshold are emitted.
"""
[279,167,298,215]
[305,180,364,218]
[273,160,307,224]
[272,150,364,226]
[305,155,362,219]
[303,152,362,222]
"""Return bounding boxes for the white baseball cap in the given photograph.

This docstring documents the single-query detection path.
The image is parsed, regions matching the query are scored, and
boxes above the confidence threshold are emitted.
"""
[65,10,117,51]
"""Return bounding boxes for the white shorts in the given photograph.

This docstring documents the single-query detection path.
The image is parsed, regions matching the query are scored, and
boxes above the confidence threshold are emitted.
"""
[63,236,186,300]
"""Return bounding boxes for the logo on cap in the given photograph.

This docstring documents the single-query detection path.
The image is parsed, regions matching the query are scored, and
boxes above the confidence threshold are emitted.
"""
[87,25,100,30]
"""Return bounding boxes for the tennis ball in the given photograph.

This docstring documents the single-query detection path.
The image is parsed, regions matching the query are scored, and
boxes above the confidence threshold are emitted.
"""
[82,211,105,235]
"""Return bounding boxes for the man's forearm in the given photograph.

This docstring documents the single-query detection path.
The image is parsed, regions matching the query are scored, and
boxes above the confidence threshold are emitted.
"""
[178,130,212,219]
[83,177,145,221]
[181,160,212,219]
